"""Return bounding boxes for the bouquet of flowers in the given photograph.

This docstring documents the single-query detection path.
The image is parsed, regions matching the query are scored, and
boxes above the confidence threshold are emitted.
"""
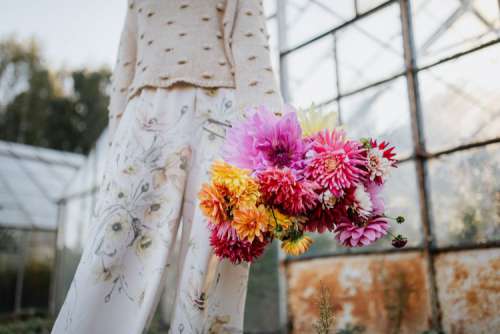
[198,105,407,264]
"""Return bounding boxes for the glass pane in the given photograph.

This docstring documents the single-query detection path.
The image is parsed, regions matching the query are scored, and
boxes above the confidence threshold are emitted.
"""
[412,0,500,66]
[291,161,423,258]
[336,3,404,93]
[284,35,337,108]
[22,231,55,310]
[341,77,414,159]
[428,143,500,247]
[357,0,389,13]
[0,228,24,313]
[419,43,500,153]
[283,0,355,48]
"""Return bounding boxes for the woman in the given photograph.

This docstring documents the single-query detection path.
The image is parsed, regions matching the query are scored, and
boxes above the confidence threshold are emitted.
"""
[52,0,282,333]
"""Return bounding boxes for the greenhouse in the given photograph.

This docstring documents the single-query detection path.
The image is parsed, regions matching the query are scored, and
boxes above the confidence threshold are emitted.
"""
[0,0,499,333]
[0,140,83,314]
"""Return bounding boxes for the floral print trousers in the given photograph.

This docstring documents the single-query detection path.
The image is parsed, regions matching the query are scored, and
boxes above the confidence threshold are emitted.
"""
[52,85,250,334]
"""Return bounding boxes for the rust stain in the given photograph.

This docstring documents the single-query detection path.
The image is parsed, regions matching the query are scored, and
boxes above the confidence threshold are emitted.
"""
[435,249,500,334]
[286,251,432,334]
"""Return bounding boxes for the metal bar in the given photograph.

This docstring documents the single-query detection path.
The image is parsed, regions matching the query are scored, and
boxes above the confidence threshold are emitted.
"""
[422,137,500,159]
[0,224,55,233]
[430,241,500,254]
[281,240,500,263]
[49,199,65,315]
[283,246,424,264]
[280,0,398,57]
[397,137,500,163]
[400,0,442,330]
[417,37,500,72]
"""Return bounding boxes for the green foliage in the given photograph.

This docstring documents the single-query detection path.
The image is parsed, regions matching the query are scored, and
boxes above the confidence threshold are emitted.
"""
[314,282,335,334]
[0,317,53,334]
[0,37,111,154]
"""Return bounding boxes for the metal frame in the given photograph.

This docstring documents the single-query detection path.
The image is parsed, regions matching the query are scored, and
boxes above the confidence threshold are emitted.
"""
[277,0,500,331]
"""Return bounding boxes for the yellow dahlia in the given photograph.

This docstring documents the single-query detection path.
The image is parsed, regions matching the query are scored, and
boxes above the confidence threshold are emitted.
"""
[233,204,272,242]
[297,104,338,137]
[211,160,260,206]
[281,235,313,256]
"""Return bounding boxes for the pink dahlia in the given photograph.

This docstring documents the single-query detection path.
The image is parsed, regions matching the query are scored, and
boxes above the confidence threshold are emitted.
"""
[346,182,385,219]
[209,221,268,264]
[304,129,367,197]
[366,139,397,184]
[334,216,389,247]
[365,181,385,216]
[257,167,318,215]
[222,106,305,171]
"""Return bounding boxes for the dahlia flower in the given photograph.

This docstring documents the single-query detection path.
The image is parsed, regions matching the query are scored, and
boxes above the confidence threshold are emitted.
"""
[365,181,385,216]
[304,202,338,233]
[334,216,389,247]
[304,129,367,197]
[366,139,397,184]
[222,106,305,170]
[257,167,318,215]
[210,160,259,207]
[281,234,313,256]
[198,183,232,225]
[209,221,268,264]
[232,204,272,242]
[296,104,338,138]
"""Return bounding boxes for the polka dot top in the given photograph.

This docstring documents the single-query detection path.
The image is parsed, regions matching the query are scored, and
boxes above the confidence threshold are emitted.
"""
[108,0,283,123]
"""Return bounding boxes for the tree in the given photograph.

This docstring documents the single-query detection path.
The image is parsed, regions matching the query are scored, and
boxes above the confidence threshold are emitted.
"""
[0,37,111,154]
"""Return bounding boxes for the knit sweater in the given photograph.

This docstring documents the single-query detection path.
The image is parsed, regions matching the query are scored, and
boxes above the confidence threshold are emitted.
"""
[108,0,283,125]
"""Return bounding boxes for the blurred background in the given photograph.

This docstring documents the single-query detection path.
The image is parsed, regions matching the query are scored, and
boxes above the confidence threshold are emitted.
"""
[0,0,499,333]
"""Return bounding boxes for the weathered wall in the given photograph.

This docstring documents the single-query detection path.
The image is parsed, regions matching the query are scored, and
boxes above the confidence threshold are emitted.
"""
[286,248,500,334]
[286,251,432,333]
[435,248,500,334]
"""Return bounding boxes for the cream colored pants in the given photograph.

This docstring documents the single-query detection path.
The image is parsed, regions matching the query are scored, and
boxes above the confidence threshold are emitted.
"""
[52,85,250,334]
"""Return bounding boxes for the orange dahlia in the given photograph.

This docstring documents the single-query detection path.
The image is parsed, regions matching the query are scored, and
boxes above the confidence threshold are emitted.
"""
[198,183,232,225]
[233,204,272,242]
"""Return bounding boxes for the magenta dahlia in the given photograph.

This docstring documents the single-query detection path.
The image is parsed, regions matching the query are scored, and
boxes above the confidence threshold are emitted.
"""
[209,221,268,264]
[222,106,305,171]
[256,167,319,215]
[334,216,389,247]
[304,129,367,197]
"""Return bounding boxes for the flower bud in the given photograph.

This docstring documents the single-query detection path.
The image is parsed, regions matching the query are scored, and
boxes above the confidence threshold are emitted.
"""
[392,234,408,248]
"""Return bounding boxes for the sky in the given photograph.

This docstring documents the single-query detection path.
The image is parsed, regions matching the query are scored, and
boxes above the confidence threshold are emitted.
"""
[1,0,127,70]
